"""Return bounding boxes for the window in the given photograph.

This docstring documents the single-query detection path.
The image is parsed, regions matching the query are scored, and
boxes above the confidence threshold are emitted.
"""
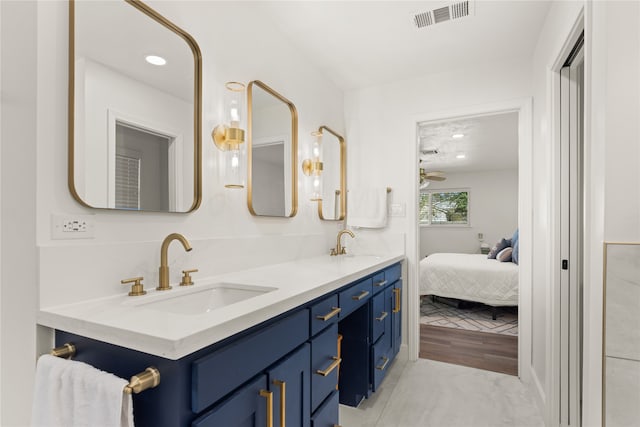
[419,189,469,226]
[115,153,141,210]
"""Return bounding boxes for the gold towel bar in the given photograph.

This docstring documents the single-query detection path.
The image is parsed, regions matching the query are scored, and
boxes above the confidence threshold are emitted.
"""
[50,343,161,394]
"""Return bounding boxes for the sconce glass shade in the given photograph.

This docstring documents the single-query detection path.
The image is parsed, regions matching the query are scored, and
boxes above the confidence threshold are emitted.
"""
[213,82,246,188]
[302,131,323,201]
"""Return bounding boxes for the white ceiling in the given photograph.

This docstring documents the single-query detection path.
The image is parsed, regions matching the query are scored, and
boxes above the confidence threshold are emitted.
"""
[256,0,552,91]
[418,111,519,173]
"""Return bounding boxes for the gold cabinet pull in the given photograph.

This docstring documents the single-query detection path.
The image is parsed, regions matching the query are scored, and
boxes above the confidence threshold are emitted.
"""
[374,279,388,288]
[260,389,273,427]
[376,356,390,371]
[375,311,388,322]
[316,307,341,321]
[393,288,401,313]
[352,290,370,301]
[272,380,286,427]
[316,356,341,377]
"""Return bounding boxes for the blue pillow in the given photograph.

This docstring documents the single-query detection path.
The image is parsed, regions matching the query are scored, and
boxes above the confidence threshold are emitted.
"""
[511,228,519,247]
[512,239,519,264]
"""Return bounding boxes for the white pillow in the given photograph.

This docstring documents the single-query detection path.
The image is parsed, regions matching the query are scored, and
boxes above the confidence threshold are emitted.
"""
[496,247,513,262]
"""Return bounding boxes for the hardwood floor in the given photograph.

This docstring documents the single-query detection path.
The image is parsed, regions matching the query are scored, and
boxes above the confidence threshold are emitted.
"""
[419,324,518,376]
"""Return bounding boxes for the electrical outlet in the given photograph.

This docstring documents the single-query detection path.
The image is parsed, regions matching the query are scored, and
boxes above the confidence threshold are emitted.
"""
[51,214,95,239]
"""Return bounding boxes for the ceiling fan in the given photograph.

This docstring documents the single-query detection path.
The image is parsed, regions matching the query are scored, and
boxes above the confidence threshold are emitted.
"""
[419,168,446,189]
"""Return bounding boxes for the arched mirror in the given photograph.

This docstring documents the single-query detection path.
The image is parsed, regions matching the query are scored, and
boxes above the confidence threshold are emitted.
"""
[316,126,346,221]
[247,80,298,217]
[69,0,202,212]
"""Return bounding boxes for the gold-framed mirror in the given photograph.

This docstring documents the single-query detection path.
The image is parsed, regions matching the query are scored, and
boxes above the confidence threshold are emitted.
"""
[69,0,202,212]
[247,80,298,217]
[602,241,640,426]
[316,126,346,221]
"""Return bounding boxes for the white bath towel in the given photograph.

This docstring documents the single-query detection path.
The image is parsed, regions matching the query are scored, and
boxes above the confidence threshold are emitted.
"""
[31,354,133,427]
[346,187,388,228]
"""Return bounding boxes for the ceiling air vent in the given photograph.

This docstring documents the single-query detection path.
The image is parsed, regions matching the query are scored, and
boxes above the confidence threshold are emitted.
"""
[412,1,474,29]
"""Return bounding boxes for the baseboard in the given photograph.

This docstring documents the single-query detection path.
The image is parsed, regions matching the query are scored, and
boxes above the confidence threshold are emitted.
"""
[527,365,546,423]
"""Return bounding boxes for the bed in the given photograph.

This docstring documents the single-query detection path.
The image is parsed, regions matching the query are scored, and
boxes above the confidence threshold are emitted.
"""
[419,253,519,308]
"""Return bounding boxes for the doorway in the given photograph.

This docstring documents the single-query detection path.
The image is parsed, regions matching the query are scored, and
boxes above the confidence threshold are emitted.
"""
[417,112,520,376]
[408,98,533,383]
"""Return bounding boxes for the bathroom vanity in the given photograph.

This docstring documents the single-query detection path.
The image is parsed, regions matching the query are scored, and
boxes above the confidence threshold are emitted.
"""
[39,254,404,427]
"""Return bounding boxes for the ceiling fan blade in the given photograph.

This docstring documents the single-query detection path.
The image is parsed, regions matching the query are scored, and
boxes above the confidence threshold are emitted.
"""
[426,175,446,182]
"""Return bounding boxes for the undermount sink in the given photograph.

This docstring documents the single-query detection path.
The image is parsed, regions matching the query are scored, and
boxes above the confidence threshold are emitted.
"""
[139,283,276,315]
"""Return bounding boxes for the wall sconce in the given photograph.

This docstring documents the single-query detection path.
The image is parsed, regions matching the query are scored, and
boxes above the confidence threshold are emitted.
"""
[212,82,246,188]
[302,130,323,201]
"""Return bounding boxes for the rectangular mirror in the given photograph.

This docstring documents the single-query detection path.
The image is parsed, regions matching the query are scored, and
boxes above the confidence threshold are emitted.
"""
[317,126,346,221]
[247,80,298,217]
[603,242,640,426]
[69,0,202,212]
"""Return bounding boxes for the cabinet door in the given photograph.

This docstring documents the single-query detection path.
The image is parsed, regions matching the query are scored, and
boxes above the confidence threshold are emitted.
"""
[392,280,402,357]
[192,375,269,427]
[268,344,311,427]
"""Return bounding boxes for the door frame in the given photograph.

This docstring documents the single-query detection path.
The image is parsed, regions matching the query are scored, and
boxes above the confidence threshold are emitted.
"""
[548,12,585,427]
[408,97,533,384]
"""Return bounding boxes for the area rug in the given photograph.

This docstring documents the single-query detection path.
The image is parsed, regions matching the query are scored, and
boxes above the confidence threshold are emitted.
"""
[420,297,518,336]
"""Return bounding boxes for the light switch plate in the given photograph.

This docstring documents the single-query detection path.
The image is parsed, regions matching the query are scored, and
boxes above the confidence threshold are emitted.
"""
[389,203,406,217]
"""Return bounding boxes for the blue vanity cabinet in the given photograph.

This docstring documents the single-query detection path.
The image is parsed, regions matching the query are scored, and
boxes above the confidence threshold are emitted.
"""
[267,343,311,427]
[191,375,269,427]
[53,261,403,426]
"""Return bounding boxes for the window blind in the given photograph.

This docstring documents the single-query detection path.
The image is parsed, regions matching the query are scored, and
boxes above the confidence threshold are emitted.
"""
[115,154,141,210]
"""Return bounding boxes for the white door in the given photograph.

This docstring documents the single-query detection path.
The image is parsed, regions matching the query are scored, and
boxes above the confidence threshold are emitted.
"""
[559,35,584,427]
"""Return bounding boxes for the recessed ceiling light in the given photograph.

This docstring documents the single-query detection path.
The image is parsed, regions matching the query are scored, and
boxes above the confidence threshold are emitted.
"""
[452,133,465,139]
[145,55,166,66]
[456,153,466,159]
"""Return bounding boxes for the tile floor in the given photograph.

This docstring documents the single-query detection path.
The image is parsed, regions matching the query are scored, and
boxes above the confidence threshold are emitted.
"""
[339,350,544,427]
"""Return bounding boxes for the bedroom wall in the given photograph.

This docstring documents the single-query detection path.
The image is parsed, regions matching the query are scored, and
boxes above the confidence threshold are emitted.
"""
[419,169,519,259]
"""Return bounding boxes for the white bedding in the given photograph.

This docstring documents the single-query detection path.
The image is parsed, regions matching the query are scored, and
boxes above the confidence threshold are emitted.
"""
[419,253,519,306]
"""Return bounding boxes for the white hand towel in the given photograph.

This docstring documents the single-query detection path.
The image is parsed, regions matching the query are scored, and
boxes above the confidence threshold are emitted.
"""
[346,187,388,228]
[32,354,133,427]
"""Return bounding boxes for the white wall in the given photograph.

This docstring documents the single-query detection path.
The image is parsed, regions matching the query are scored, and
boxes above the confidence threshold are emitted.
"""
[1,1,347,424]
[583,1,640,425]
[0,1,39,425]
[343,56,533,405]
[530,3,585,417]
[420,169,518,258]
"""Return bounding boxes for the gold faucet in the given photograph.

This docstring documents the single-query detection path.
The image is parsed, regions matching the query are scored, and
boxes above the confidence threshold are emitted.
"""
[331,229,355,256]
[158,233,192,291]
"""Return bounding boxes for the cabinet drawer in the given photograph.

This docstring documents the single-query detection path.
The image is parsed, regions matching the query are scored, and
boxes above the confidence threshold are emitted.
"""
[192,309,309,413]
[310,294,340,337]
[371,272,387,294]
[371,336,391,392]
[371,291,387,343]
[339,278,372,318]
[385,263,401,285]
[311,323,340,412]
[311,390,339,427]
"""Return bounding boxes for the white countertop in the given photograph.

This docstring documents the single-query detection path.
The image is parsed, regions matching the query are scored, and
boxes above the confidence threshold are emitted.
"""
[37,253,404,359]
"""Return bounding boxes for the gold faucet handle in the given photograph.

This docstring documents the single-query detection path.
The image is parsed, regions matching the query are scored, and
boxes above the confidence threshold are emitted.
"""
[180,269,198,286]
[122,277,146,296]
[340,247,347,255]
[330,248,338,256]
